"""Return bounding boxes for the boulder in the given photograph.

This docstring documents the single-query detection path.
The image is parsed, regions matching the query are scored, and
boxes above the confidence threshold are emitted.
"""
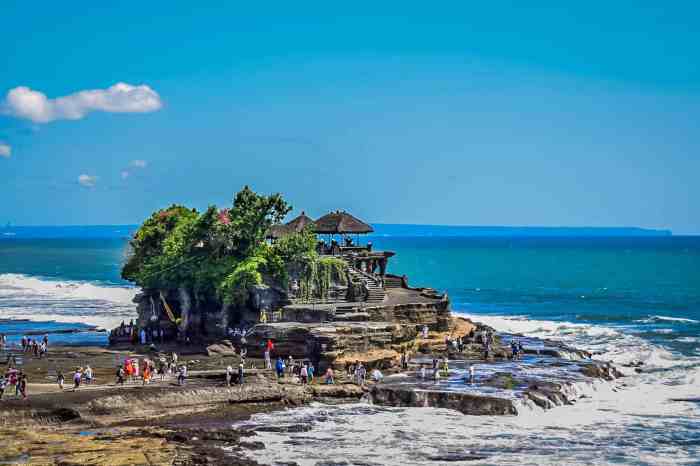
[206,340,237,357]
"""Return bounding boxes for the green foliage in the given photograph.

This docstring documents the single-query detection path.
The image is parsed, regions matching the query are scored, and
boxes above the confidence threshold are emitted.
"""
[122,187,292,307]
[121,186,351,312]
[296,256,348,303]
[220,186,291,258]
[121,205,198,282]
[217,256,265,306]
[272,226,317,263]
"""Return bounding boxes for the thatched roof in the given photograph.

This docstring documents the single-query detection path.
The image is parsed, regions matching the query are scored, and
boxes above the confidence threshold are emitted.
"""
[285,211,315,233]
[313,210,374,234]
[266,223,289,239]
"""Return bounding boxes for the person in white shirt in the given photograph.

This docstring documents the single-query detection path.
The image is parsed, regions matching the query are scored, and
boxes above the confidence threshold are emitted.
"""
[225,365,233,387]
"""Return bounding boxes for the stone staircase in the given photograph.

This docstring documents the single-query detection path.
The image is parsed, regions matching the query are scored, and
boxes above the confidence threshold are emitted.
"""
[384,275,404,289]
[347,268,385,304]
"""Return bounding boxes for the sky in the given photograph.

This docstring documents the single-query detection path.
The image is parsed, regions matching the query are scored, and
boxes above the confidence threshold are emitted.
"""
[1,2,699,233]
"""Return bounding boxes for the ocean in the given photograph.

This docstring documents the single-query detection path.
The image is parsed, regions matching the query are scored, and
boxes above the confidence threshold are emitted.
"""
[1,227,699,464]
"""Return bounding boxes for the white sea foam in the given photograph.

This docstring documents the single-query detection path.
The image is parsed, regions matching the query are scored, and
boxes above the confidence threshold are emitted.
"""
[0,273,138,330]
[636,315,700,324]
[237,312,700,465]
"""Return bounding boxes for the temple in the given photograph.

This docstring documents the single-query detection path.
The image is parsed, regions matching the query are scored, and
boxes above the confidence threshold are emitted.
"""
[116,209,451,371]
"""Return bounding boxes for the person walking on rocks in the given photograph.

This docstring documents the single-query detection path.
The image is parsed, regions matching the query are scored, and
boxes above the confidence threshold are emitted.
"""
[84,365,93,385]
[275,357,285,380]
[57,370,65,390]
[226,365,233,387]
[238,363,244,385]
[324,367,334,385]
[73,368,82,390]
[0,373,6,400]
[264,347,272,370]
[18,374,27,400]
[307,362,315,384]
[116,365,125,385]
[468,364,476,384]
[177,365,187,386]
[355,363,366,386]
[300,363,308,385]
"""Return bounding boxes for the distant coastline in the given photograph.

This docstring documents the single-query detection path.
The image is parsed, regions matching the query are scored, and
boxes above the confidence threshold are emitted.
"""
[0,223,673,239]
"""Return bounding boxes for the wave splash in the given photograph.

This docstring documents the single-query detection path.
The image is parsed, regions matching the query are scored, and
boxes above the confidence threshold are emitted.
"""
[238,312,700,466]
[0,273,138,330]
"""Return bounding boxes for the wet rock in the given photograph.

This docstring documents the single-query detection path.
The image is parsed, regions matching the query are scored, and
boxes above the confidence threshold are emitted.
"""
[426,452,488,462]
[369,384,518,415]
[206,340,237,357]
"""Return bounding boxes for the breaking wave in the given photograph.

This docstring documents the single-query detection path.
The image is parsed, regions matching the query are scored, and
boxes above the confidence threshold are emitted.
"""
[237,311,700,465]
[0,273,138,330]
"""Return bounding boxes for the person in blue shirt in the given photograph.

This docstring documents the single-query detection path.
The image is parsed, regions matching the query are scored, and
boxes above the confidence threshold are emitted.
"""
[275,357,285,379]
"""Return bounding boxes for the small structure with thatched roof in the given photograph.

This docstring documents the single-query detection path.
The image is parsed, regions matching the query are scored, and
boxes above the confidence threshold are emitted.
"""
[312,210,374,235]
[286,211,315,233]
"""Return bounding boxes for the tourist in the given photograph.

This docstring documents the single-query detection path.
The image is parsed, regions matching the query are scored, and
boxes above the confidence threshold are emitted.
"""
[116,365,125,385]
[57,370,65,390]
[240,346,248,366]
[125,359,133,383]
[9,371,18,396]
[441,357,449,377]
[226,365,233,387]
[264,349,271,370]
[355,363,366,386]
[346,362,355,378]
[307,362,315,383]
[275,357,285,379]
[139,328,147,345]
[0,373,6,400]
[133,358,140,379]
[73,368,82,390]
[20,336,26,352]
[142,362,151,385]
[468,364,476,384]
[300,363,308,385]
[287,356,294,375]
[84,365,93,385]
[371,368,384,382]
[324,367,334,384]
[238,363,244,385]
[43,333,49,349]
[420,365,426,380]
[177,365,187,386]
[18,374,27,400]
[433,367,441,383]
[422,325,429,339]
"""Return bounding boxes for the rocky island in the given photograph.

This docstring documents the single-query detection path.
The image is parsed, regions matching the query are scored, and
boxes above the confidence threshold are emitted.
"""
[0,187,624,465]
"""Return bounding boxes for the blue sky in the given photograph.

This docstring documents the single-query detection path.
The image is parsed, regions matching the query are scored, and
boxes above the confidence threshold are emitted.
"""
[1,2,699,233]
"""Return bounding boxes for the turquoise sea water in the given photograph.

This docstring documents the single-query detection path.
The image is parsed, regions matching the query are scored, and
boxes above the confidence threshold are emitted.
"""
[1,227,699,464]
[1,229,699,354]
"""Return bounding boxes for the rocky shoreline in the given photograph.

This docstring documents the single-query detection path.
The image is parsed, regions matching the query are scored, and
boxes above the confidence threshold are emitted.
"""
[0,316,624,465]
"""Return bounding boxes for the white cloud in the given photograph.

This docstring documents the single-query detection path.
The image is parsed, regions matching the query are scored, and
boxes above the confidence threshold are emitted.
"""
[2,83,162,123]
[78,174,98,187]
[130,159,147,168]
[0,142,10,158]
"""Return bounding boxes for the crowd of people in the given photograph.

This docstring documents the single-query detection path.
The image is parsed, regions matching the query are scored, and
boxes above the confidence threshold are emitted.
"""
[16,334,50,359]
[0,369,28,400]
[114,352,188,386]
